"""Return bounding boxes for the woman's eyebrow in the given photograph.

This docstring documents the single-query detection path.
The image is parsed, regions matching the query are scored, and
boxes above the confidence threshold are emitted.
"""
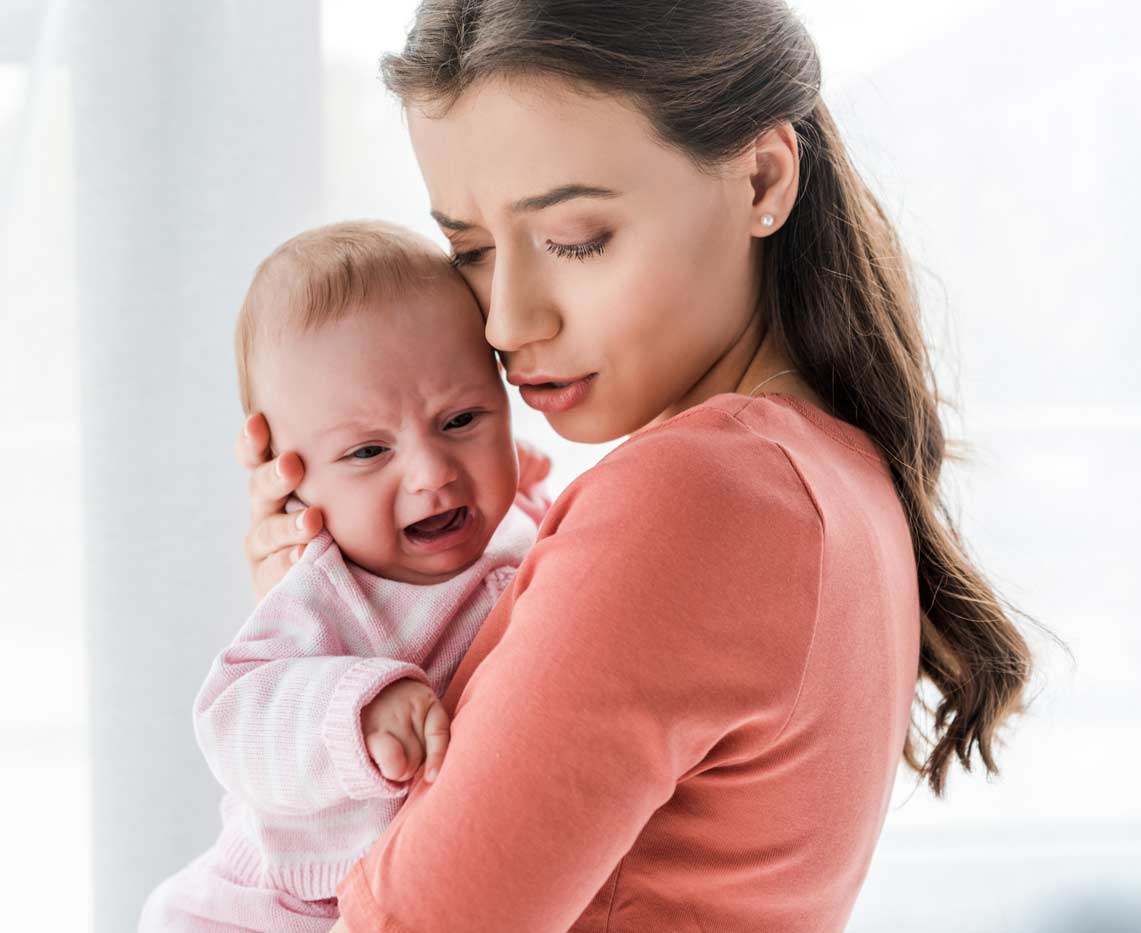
[510,183,620,213]
[430,211,472,232]
[430,184,621,231]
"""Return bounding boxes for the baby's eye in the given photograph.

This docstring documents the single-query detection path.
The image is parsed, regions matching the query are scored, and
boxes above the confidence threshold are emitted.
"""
[350,445,389,460]
[445,411,480,430]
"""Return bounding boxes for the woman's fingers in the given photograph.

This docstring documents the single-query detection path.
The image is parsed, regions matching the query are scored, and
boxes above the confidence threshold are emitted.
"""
[236,412,271,470]
[244,506,323,566]
[236,412,319,598]
[247,451,305,521]
[236,411,305,522]
[253,546,300,599]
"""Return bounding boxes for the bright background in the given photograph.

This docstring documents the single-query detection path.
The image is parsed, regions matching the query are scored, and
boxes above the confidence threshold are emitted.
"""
[2,1,1138,930]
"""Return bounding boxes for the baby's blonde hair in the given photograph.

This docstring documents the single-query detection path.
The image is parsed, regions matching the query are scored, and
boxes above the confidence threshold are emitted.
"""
[235,219,455,414]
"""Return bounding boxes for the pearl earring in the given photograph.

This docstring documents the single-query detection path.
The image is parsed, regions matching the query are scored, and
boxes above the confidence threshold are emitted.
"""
[761,213,775,228]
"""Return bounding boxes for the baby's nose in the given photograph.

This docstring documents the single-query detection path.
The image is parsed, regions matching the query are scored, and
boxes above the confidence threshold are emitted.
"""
[402,445,459,494]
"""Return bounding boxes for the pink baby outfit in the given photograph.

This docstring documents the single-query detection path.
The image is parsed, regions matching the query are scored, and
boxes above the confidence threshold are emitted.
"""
[139,472,549,932]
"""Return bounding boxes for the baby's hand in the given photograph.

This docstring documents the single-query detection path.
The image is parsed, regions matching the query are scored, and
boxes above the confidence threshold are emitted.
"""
[361,678,450,784]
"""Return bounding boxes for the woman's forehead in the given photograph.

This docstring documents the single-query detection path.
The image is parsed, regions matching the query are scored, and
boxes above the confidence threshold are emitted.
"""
[406,77,665,221]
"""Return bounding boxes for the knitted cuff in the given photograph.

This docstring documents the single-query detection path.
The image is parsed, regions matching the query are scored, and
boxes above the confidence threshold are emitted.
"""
[322,657,431,800]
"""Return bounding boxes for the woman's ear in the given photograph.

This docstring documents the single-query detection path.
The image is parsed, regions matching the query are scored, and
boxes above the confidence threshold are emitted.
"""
[744,121,800,237]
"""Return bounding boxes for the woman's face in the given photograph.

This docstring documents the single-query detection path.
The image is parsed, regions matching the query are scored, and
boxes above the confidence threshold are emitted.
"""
[407,76,764,443]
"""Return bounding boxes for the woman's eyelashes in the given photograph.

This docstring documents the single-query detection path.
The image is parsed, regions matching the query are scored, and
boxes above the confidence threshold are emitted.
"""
[546,232,610,261]
[449,247,490,269]
[449,232,611,268]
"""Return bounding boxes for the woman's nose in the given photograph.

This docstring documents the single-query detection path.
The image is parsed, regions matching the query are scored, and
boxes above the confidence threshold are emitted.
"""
[401,442,459,495]
[483,249,560,353]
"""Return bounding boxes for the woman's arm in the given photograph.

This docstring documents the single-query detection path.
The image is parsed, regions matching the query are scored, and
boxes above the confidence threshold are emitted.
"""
[334,427,824,931]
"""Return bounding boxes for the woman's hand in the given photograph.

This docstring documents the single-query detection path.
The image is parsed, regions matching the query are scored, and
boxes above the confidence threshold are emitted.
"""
[236,412,323,598]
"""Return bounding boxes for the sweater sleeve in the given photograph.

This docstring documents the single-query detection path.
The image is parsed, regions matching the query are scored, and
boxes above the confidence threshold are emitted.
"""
[335,420,825,932]
[193,562,431,816]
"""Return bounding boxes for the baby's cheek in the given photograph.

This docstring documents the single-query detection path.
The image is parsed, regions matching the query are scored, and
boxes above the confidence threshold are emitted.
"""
[490,449,523,521]
[325,485,396,557]
[335,516,399,577]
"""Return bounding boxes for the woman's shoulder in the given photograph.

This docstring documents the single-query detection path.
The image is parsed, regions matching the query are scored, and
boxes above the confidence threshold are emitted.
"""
[544,393,832,546]
[505,394,829,658]
[612,391,881,467]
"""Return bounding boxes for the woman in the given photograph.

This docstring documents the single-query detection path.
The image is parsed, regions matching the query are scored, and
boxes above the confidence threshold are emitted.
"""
[239,2,1032,929]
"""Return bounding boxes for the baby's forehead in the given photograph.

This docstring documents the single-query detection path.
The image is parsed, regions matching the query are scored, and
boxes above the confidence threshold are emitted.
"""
[279,312,496,400]
[312,372,501,438]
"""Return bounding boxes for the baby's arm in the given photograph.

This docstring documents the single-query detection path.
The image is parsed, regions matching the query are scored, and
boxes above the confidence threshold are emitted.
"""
[193,565,433,815]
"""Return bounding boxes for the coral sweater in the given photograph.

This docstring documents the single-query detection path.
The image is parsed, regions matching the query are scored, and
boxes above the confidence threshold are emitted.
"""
[336,392,921,932]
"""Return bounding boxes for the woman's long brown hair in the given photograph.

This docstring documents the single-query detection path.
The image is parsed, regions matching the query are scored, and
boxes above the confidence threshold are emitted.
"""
[380,0,1044,796]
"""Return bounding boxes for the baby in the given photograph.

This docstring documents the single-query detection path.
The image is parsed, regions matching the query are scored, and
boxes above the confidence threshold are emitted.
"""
[139,220,551,932]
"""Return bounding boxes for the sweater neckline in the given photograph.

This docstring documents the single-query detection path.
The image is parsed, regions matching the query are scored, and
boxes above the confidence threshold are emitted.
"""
[728,391,886,463]
[627,390,887,465]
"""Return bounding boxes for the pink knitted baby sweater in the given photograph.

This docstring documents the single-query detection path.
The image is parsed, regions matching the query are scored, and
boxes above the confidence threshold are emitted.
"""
[192,483,547,902]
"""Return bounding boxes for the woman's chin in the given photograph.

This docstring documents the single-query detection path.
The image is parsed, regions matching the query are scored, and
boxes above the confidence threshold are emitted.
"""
[546,417,616,444]
[544,404,649,445]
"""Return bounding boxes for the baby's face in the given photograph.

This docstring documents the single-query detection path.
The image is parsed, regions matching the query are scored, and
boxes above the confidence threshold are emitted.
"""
[254,277,519,584]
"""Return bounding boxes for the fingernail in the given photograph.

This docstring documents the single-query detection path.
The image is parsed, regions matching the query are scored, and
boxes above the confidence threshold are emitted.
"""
[275,458,284,478]
[295,510,306,530]
[425,768,437,782]
[291,546,302,564]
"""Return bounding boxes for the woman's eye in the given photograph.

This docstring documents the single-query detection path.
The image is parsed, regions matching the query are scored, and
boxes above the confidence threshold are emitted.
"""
[350,445,388,460]
[449,247,492,269]
[546,233,611,262]
[445,411,480,430]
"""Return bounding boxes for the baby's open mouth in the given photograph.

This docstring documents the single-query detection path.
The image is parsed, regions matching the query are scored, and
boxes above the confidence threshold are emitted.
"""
[404,506,469,542]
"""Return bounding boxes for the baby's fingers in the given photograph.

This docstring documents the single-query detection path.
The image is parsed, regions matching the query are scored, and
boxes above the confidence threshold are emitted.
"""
[421,701,451,783]
[366,730,417,783]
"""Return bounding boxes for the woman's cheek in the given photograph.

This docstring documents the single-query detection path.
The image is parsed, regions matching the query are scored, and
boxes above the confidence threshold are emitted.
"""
[464,266,494,319]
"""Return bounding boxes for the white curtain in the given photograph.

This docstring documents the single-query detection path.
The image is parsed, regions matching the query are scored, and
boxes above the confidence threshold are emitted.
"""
[73,2,321,928]
[2,1,1138,931]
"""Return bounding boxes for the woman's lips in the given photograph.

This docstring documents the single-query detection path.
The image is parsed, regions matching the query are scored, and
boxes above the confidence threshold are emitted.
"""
[518,373,597,414]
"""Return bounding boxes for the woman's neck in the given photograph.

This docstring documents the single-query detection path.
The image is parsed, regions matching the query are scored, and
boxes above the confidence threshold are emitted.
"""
[733,324,831,414]
[651,307,831,426]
